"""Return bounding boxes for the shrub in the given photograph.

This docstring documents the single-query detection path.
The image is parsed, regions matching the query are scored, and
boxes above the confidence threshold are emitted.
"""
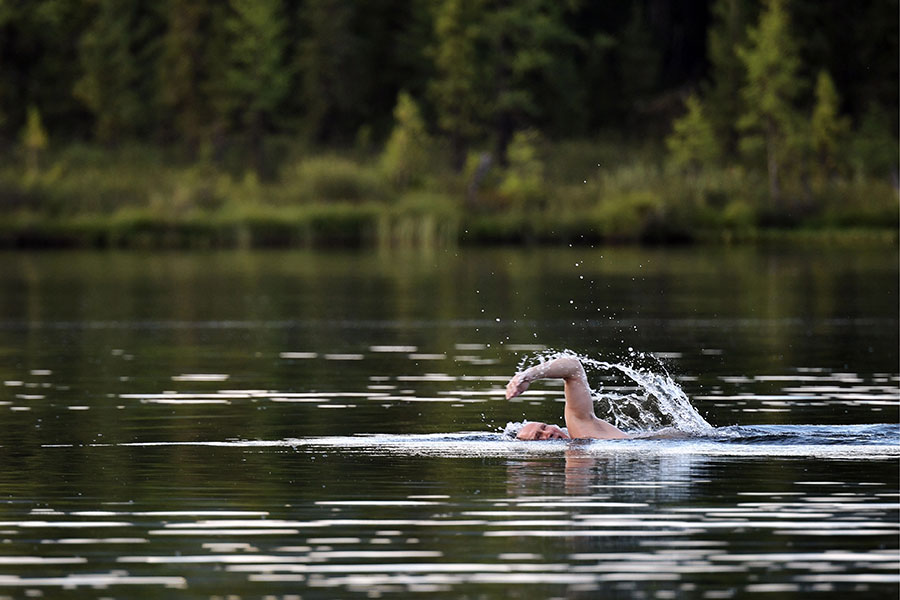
[592,190,666,241]
[284,155,385,203]
[498,130,546,209]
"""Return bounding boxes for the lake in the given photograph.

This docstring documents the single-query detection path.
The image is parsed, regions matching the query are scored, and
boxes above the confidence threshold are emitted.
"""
[0,244,897,599]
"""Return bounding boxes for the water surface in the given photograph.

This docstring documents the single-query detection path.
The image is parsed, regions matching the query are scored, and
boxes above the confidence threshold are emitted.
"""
[0,246,897,598]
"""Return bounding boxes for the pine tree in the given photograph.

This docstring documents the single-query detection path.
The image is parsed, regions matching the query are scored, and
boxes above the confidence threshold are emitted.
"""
[736,0,805,207]
[159,0,214,156]
[666,94,720,174]
[483,0,580,164]
[73,0,162,143]
[21,105,48,178]
[222,0,290,172]
[810,70,850,176]
[430,0,487,171]
[381,92,431,189]
[704,0,754,157]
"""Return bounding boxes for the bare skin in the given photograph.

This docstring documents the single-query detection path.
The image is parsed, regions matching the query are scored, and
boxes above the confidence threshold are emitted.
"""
[506,355,629,441]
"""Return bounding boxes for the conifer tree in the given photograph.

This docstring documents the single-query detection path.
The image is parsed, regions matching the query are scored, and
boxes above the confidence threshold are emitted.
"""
[666,94,720,174]
[704,0,753,156]
[430,0,487,171]
[810,70,850,176]
[736,0,805,207]
[159,0,213,156]
[381,92,431,188]
[483,0,580,164]
[73,0,161,143]
[21,105,48,178]
[222,0,289,171]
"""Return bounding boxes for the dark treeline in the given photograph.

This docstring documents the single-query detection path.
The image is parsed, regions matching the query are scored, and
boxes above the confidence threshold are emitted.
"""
[1,0,897,247]
[3,0,896,156]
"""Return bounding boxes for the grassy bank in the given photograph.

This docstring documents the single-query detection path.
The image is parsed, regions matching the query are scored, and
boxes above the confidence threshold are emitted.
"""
[1,140,896,248]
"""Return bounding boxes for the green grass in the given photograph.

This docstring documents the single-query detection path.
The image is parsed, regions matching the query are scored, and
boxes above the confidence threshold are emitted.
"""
[1,140,896,249]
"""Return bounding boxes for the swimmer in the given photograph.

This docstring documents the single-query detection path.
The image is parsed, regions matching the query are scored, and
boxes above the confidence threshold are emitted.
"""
[506,354,629,441]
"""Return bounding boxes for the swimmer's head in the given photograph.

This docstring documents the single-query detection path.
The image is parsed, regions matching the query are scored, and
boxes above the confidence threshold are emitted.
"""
[515,421,570,441]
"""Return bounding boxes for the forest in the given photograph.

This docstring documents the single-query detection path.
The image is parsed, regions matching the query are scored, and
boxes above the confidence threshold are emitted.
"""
[1,0,898,247]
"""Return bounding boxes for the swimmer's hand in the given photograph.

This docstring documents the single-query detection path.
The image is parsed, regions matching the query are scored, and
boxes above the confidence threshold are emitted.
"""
[505,372,531,399]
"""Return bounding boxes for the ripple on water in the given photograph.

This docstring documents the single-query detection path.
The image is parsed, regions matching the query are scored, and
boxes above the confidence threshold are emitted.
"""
[2,475,896,597]
[4,340,898,598]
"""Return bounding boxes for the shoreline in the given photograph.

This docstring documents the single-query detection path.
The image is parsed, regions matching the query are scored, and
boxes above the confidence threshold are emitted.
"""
[3,140,896,250]
[1,212,896,250]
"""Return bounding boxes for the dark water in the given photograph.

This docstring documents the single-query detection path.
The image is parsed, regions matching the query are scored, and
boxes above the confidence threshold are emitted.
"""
[0,246,897,599]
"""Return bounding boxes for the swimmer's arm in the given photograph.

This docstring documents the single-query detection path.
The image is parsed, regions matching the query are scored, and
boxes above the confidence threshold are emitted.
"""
[506,355,585,399]
[506,355,629,440]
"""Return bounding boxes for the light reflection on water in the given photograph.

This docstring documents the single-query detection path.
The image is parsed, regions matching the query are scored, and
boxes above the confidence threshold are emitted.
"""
[1,451,896,597]
[4,347,898,419]
[0,247,897,598]
[12,419,900,597]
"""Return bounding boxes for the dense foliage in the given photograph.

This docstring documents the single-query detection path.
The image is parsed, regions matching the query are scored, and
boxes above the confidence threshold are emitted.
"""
[0,0,897,247]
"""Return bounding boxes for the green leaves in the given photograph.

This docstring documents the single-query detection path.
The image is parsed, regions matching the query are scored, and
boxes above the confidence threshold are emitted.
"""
[735,0,805,204]
[21,105,48,179]
[810,70,850,174]
[430,0,488,167]
[73,0,162,143]
[666,95,720,173]
[430,0,581,165]
[736,0,803,137]
[381,92,432,189]
[0,0,891,190]
[223,0,289,125]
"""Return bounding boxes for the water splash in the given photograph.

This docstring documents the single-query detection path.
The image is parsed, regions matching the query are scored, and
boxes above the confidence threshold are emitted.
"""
[525,350,714,436]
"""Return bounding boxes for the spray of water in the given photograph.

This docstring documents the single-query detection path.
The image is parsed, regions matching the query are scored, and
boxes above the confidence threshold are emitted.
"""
[519,350,714,436]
